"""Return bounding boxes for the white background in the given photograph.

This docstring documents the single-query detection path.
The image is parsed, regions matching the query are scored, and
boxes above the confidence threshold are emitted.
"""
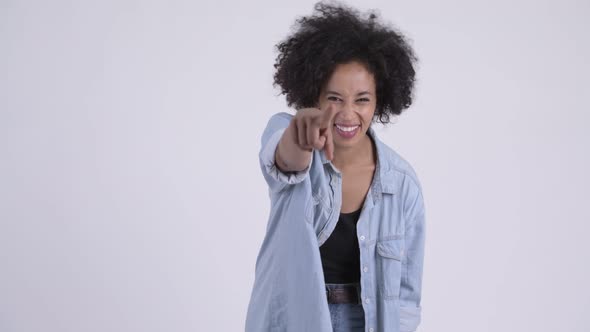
[1,0,589,331]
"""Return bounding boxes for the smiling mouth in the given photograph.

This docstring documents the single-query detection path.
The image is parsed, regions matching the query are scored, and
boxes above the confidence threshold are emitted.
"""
[334,124,360,132]
[333,123,361,139]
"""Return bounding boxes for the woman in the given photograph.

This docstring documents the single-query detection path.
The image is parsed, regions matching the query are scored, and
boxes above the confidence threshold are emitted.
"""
[246,2,426,332]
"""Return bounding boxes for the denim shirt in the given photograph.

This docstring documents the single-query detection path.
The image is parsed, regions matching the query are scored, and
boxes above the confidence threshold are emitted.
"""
[246,112,426,332]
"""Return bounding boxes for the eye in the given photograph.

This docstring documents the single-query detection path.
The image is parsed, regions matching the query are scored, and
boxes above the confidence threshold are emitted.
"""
[327,96,341,102]
[357,98,370,102]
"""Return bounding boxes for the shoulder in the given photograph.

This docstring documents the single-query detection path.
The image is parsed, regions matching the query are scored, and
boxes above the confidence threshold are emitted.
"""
[375,135,423,194]
[266,112,294,127]
[375,138,426,221]
[260,112,294,144]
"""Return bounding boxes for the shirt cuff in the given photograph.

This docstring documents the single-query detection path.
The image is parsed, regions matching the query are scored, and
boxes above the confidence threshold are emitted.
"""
[399,305,421,332]
[259,127,313,186]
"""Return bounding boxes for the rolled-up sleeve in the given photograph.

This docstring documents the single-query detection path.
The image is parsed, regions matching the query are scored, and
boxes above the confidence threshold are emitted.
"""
[259,112,313,193]
[399,179,426,332]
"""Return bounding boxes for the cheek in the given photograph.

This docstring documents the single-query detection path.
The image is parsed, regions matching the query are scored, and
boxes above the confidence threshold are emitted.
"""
[362,107,376,122]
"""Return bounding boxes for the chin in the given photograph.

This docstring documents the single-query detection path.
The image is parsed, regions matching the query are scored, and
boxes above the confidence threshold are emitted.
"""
[333,137,361,148]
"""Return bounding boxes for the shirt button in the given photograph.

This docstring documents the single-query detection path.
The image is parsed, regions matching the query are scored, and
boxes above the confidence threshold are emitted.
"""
[363,266,368,273]
[369,328,374,332]
[359,235,365,241]
[365,297,370,304]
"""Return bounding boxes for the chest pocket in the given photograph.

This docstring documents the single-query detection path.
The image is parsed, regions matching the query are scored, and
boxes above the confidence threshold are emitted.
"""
[376,238,404,300]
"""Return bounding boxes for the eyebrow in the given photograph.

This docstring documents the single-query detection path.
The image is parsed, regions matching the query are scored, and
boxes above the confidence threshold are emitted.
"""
[326,90,373,96]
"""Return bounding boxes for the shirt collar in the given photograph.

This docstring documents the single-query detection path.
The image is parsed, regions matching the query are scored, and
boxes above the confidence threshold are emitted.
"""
[318,126,396,198]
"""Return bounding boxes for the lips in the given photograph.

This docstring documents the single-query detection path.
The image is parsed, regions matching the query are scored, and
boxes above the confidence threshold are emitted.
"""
[334,124,360,131]
[334,123,360,139]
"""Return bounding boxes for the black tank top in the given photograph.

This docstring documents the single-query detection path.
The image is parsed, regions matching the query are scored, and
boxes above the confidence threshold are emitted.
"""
[319,206,362,283]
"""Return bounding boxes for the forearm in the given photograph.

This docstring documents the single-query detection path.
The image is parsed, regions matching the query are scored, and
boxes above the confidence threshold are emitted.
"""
[275,118,312,172]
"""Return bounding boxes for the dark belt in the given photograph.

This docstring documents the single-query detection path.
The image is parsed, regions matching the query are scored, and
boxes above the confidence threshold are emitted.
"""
[325,284,361,304]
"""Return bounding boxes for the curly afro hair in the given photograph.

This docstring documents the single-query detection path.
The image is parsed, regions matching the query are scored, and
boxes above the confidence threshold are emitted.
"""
[273,1,418,124]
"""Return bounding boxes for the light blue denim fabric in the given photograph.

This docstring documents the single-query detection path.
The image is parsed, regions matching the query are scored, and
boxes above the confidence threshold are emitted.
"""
[326,282,365,331]
[245,112,426,332]
[328,303,365,332]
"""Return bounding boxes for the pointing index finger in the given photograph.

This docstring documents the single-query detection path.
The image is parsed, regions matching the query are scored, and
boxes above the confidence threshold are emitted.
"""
[319,104,338,161]
[320,104,339,129]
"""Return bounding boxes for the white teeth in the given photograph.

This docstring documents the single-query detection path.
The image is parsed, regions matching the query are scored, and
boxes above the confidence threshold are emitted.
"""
[336,124,359,132]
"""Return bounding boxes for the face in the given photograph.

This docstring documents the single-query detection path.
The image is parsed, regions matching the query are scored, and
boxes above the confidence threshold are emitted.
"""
[318,61,377,150]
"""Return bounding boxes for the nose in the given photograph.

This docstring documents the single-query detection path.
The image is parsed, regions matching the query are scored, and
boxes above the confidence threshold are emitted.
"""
[338,99,357,114]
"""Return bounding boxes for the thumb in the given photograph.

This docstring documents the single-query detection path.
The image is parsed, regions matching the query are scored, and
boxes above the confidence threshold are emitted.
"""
[317,134,326,148]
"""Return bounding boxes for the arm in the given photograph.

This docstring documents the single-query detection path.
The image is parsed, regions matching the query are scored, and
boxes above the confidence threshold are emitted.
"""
[399,183,426,332]
[259,113,313,194]
[259,107,337,194]
[275,115,313,173]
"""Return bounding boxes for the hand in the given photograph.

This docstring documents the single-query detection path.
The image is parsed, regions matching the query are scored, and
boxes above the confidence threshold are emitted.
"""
[291,104,339,160]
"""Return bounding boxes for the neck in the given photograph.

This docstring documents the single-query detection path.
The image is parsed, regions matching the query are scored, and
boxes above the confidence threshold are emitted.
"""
[331,133,376,171]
